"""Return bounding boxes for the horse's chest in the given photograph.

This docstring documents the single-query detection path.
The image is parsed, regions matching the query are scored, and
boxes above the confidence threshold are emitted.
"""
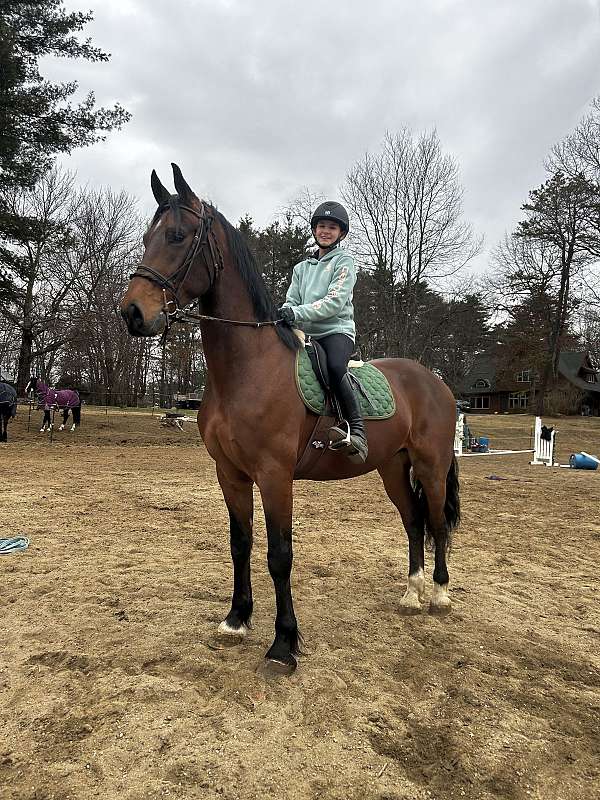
[198,406,255,467]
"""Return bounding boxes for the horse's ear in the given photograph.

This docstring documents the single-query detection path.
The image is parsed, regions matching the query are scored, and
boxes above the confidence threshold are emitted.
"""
[151,170,171,206]
[172,163,198,205]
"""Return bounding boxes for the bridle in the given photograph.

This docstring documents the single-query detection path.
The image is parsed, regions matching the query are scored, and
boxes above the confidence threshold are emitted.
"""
[130,201,224,334]
[130,200,283,339]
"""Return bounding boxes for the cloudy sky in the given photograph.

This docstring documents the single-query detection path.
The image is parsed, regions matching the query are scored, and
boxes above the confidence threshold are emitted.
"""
[45,0,600,272]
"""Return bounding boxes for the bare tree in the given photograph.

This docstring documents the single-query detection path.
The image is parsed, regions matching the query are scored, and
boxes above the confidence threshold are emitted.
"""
[549,96,600,180]
[0,167,83,390]
[283,186,325,235]
[64,186,148,402]
[342,129,481,357]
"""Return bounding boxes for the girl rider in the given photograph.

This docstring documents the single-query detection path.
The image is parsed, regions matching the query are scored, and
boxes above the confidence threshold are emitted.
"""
[277,202,368,463]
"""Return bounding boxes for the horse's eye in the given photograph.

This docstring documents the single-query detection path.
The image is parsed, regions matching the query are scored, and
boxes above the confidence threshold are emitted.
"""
[166,229,185,244]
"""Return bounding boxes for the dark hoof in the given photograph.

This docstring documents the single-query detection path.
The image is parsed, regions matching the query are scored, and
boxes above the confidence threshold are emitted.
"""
[428,603,452,617]
[398,604,423,616]
[257,657,297,678]
[214,621,250,647]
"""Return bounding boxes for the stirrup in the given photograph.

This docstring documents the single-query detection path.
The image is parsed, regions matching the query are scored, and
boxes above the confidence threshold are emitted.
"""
[328,419,352,451]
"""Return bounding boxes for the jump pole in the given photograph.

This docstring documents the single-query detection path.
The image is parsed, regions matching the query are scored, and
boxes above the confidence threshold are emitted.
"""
[454,415,557,465]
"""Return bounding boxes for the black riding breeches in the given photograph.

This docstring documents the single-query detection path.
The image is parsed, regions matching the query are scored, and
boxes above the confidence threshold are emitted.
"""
[316,333,355,392]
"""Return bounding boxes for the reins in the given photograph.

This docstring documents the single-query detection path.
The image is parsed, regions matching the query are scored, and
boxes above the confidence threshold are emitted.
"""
[130,200,286,340]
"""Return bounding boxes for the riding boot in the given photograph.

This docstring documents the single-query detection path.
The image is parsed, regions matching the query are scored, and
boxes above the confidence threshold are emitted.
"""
[329,372,368,463]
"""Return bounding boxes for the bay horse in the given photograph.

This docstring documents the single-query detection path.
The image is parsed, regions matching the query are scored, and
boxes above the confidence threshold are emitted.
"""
[25,377,81,432]
[0,382,17,442]
[120,164,460,673]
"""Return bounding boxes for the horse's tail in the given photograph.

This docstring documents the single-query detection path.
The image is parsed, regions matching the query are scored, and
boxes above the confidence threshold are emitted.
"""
[444,455,461,538]
[412,455,460,553]
[72,403,81,425]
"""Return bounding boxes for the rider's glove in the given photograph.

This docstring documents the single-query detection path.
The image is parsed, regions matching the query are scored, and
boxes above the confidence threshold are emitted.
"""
[277,306,295,324]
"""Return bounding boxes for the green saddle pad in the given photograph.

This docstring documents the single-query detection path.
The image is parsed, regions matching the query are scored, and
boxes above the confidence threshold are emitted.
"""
[295,347,396,419]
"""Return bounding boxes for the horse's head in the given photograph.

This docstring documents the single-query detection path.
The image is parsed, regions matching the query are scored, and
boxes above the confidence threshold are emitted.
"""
[120,164,224,337]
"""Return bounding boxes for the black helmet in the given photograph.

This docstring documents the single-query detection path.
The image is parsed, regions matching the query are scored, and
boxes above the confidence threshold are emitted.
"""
[310,201,349,234]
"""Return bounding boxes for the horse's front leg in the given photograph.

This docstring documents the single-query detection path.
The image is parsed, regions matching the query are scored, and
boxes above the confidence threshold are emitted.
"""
[216,464,254,637]
[257,471,300,672]
[59,408,68,431]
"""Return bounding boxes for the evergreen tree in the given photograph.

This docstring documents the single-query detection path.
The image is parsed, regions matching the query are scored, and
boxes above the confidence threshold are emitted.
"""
[0,1,130,300]
[237,213,308,304]
[0,1,129,192]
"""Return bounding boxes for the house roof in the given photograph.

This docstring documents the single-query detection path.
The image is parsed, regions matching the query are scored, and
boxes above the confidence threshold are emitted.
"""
[460,354,496,394]
[460,350,600,395]
[558,351,600,394]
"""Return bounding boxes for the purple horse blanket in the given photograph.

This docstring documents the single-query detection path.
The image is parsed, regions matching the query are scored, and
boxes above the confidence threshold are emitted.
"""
[40,387,80,410]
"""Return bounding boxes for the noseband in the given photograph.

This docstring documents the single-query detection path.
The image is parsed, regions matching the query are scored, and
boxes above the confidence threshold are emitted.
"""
[130,201,224,328]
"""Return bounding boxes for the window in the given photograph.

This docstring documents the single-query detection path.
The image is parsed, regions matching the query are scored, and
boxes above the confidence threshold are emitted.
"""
[473,379,490,389]
[471,395,490,409]
[509,391,528,409]
[515,370,531,382]
[585,373,598,383]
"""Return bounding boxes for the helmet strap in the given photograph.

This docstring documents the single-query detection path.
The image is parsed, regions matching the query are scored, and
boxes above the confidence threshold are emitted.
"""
[313,229,346,253]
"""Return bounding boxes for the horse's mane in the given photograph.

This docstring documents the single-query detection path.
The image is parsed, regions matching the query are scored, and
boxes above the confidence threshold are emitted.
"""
[214,210,301,353]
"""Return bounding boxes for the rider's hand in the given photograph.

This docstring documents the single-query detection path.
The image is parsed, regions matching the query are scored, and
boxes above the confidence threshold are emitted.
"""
[277,306,295,324]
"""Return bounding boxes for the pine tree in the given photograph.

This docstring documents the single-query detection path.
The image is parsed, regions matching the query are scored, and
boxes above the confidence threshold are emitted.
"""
[0,1,130,302]
[0,1,129,192]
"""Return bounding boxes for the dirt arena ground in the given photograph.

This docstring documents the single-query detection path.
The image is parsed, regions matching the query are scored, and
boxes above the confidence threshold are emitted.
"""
[1,407,599,800]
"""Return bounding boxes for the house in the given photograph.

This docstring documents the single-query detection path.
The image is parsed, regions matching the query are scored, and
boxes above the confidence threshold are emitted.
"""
[460,350,600,415]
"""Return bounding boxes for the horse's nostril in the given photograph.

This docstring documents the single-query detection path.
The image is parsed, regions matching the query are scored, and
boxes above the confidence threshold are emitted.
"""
[126,302,145,332]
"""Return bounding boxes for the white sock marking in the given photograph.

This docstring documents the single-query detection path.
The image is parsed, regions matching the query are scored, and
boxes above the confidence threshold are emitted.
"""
[401,568,425,607]
[218,620,249,637]
[431,582,451,608]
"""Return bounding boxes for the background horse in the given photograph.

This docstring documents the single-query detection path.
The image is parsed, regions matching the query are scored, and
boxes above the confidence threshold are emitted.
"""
[120,164,460,674]
[0,382,17,442]
[25,377,81,432]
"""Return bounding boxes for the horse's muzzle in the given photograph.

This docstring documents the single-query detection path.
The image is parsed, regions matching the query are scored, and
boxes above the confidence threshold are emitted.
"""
[121,301,165,337]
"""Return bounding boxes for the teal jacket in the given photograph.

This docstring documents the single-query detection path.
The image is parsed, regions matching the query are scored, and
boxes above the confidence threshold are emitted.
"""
[282,247,356,341]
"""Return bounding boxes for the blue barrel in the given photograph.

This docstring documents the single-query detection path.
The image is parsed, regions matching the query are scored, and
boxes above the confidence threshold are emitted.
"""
[569,453,599,470]
[479,436,490,452]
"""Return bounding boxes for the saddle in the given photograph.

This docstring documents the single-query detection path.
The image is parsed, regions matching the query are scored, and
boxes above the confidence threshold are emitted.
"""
[294,338,395,478]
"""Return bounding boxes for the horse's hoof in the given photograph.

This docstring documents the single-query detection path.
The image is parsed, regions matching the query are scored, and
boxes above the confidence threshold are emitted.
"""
[399,601,423,616]
[428,602,452,616]
[217,620,250,638]
[429,583,451,615]
[257,657,297,678]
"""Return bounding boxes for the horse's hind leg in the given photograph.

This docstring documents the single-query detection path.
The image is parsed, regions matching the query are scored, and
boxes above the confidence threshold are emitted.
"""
[216,463,254,637]
[72,405,81,430]
[59,408,68,431]
[378,451,426,613]
[412,452,457,614]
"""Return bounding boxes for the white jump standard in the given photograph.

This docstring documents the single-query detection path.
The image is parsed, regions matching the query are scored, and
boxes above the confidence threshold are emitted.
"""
[454,415,557,466]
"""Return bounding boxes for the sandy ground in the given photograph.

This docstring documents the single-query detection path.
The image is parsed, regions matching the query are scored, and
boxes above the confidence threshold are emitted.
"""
[0,408,599,800]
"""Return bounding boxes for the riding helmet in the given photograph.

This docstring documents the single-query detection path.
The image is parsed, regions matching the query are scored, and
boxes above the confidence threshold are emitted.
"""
[310,201,350,234]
